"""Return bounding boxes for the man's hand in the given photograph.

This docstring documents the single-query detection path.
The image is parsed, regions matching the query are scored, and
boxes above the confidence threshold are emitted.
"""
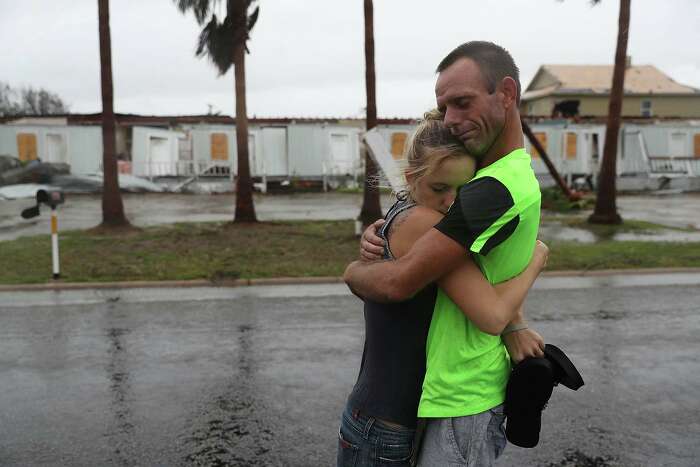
[360,219,386,262]
[502,328,545,364]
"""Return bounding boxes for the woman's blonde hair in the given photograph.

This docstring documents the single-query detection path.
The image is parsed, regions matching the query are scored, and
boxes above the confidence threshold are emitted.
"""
[400,109,473,201]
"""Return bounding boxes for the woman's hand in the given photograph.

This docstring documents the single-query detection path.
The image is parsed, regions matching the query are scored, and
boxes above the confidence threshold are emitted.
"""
[533,240,549,270]
[503,327,545,364]
[360,219,386,262]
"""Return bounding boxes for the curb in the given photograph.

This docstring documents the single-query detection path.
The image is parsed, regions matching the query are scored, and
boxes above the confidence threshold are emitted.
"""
[539,267,700,277]
[1,268,700,292]
[0,276,345,292]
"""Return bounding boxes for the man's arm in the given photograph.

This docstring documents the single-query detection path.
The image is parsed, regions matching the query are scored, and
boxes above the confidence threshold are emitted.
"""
[344,228,466,302]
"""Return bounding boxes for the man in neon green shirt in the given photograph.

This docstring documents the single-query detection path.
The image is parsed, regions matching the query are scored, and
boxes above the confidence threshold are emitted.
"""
[345,41,544,465]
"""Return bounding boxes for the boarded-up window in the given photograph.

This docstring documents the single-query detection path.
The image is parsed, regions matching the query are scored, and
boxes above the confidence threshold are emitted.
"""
[694,134,700,159]
[530,132,547,159]
[565,132,577,160]
[17,133,38,162]
[210,133,229,160]
[390,132,408,159]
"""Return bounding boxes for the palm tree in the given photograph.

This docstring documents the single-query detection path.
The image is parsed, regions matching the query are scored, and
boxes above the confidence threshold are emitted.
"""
[358,0,382,228]
[176,0,259,223]
[588,0,629,224]
[98,0,130,228]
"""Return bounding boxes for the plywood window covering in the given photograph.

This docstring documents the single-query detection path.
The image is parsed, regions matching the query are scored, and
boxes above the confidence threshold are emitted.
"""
[531,132,547,159]
[210,133,229,160]
[390,132,408,159]
[694,134,700,159]
[565,132,577,160]
[17,133,38,162]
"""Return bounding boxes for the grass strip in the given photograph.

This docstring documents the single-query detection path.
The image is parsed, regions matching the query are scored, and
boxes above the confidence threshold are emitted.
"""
[2,220,700,284]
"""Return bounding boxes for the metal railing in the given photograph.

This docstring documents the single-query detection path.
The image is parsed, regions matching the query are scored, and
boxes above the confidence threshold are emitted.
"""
[647,156,698,177]
[120,160,235,178]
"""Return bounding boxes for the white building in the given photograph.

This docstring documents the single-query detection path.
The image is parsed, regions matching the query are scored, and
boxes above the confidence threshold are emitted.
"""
[1,113,699,192]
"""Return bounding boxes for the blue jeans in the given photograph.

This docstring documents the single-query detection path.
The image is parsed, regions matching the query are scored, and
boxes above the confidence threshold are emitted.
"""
[337,405,416,467]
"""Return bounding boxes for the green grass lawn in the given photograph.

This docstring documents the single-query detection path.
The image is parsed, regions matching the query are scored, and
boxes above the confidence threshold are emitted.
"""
[1,220,700,285]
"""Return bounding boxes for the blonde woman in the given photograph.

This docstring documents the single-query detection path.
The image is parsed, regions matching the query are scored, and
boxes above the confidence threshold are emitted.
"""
[337,111,548,467]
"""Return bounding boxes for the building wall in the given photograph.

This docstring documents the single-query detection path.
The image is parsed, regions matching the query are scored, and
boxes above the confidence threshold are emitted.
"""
[115,126,129,158]
[622,123,700,176]
[524,95,700,117]
[186,124,237,167]
[5,119,697,183]
[524,121,700,177]
[523,97,557,116]
[0,125,102,174]
[65,126,103,174]
[287,124,361,177]
[131,126,181,177]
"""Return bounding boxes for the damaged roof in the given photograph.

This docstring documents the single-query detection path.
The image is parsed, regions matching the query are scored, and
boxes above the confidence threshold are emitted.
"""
[0,113,418,126]
[523,64,700,101]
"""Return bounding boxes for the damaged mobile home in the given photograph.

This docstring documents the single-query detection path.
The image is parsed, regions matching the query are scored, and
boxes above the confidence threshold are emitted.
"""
[1,113,699,192]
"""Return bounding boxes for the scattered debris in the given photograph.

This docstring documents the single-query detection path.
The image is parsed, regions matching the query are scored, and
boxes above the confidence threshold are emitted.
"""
[0,154,164,199]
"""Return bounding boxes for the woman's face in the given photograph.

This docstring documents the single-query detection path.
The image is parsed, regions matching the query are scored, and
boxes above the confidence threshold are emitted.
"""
[412,156,476,214]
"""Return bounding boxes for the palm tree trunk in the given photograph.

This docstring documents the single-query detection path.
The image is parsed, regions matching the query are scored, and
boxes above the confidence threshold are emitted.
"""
[589,0,629,225]
[359,0,382,228]
[232,3,256,223]
[97,0,129,227]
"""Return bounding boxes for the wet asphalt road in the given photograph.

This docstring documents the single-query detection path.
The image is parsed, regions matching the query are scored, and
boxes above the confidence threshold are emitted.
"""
[2,192,699,242]
[1,274,699,466]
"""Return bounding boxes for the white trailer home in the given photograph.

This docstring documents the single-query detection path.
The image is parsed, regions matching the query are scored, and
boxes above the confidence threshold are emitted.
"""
[0,122,102,174]
[2,114,698,192]
[130,126,183,177]
[180,119,364,181]
[176,118,415,186]
[523,118,700,189]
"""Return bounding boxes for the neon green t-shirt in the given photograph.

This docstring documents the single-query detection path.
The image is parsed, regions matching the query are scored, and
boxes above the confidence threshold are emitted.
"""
[417,148,541,418]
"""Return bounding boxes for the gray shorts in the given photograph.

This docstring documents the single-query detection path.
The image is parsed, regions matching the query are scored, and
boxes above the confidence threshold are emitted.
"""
[416,404,507,467]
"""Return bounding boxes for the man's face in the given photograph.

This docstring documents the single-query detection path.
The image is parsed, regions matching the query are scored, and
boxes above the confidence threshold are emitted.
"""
[435,58,506,158]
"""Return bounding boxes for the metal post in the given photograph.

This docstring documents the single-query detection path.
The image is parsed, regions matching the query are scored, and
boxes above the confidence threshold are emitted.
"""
[51,205,60,279]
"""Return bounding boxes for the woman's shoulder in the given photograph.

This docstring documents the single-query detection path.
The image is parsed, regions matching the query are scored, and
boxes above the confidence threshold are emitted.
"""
[386,205,444,258]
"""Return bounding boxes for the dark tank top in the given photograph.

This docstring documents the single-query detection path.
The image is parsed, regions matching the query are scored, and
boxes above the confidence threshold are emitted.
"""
[346,198,438,428]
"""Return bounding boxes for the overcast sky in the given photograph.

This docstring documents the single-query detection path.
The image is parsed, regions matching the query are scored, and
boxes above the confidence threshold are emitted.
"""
[2,0,699,118]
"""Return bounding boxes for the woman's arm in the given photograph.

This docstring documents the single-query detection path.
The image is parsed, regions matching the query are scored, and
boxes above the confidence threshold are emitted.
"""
[437,242,548,336]
[377,206,547,337]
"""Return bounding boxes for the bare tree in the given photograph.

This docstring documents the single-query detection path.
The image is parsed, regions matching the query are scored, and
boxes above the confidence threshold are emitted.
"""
[97,0,130,228]
[0,82,18,116]
[358,0,382,228]
[0,81,68,116]
[175,0,260,223]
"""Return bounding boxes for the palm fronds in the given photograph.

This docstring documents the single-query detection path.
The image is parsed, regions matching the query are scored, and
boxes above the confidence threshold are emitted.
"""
[175,0,259,74]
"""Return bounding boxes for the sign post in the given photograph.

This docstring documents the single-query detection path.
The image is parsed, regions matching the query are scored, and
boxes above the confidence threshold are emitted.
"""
[21,189,65,280]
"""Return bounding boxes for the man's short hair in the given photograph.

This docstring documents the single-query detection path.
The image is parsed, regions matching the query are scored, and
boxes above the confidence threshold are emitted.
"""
[437,41,521,106]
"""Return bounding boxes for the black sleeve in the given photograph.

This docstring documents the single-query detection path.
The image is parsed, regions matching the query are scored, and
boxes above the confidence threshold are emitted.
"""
[434,176,518,255]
